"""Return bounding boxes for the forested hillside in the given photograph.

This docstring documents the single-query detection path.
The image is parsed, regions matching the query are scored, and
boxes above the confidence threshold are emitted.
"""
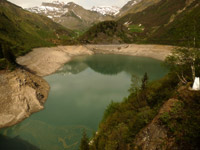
[78,21,133,44]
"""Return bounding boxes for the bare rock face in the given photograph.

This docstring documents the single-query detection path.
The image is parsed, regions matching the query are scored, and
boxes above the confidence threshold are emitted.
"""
[133,99,179,150]
[0,69,49,128]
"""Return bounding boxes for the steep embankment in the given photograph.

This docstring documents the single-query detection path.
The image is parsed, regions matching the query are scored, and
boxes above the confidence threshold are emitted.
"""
[88,73,200,150]
[0,69,49,128]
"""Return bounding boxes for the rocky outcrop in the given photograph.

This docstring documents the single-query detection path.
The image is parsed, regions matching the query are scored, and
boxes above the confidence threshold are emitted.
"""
[0,69,49,128]
[133,99,179,150]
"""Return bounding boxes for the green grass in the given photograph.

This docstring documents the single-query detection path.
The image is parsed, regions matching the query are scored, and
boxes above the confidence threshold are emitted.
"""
[128,24,144,33]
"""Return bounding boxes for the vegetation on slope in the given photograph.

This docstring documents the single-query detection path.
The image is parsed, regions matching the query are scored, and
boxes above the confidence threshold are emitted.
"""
[117,0,161,18]
[87,73,179,150]
[119,0,200,46]
[78,21,133,44]
[78,0,200,47]
[0,0,74,69]
[79,47,200,150]
[149,2,200,47]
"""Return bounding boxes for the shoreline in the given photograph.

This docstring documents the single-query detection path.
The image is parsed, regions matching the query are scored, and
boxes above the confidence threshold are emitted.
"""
[17,44,174,77]
[0,44,174,129]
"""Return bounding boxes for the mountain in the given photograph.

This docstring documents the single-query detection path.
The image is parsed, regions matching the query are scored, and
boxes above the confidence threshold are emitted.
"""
[116,0,141,17]
[78,21,132,44]
[0,0,73,68]
[27,1,114,31]
[118,0,200,46]
[116,0,161,17]
[79,0,200,47]
[91,6,120,16]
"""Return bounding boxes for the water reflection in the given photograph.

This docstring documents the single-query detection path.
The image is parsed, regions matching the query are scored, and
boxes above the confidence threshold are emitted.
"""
[0,134,40,150]
[58,54,167,80]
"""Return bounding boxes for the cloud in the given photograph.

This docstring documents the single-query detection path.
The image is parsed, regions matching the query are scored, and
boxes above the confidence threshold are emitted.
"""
[8,0,130,9]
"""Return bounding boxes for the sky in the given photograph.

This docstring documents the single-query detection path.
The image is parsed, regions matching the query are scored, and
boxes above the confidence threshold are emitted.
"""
[8,0,130,9]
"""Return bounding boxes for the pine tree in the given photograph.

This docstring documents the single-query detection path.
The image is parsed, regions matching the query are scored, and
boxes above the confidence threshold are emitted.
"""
[139,72,149,107]
[141,72,148,91]
[80,130,89,150]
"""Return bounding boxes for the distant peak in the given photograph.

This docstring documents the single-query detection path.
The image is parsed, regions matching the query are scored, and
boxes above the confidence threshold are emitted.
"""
[91,6,120,16]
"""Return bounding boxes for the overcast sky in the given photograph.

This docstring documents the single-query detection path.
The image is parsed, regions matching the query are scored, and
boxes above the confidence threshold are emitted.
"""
[8,0,130,9]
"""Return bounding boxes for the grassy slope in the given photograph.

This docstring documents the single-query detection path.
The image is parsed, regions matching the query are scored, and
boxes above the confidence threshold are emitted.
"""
[0,0,74,57]
[117,0,161,18]
[118,0,200,46]
[149,2,200,47]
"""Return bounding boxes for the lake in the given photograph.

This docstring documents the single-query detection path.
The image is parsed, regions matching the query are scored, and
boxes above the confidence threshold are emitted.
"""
[0,54,168,150]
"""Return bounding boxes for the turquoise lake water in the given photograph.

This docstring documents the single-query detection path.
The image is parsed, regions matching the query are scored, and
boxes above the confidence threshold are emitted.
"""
[0,54,168,150]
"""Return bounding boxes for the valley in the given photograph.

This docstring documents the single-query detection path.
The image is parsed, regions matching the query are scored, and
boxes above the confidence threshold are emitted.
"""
[0,0,200,150]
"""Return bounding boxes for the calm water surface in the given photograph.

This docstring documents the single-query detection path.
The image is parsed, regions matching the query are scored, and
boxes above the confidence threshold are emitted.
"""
[0,54,168,150]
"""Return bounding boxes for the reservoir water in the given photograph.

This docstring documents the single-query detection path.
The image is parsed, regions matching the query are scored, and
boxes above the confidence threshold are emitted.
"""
[0,54,168,150]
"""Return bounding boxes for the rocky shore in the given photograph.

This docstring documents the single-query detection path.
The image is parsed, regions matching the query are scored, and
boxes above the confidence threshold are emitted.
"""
[0,69,49,128]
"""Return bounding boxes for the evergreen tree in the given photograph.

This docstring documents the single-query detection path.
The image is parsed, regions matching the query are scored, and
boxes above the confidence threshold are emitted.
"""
[80,130,89,150]
[141,72,148,91]
[140,72,149,107]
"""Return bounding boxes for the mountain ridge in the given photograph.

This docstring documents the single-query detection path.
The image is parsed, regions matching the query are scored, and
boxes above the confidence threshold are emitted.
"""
[27,1,115,30]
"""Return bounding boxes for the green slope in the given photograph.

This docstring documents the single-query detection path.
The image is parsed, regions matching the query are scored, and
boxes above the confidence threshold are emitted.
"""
[78,0,200,47]
[148,2,200,47]
[118,0,200,47]
[0,0,74,58]
[78,21,133,44]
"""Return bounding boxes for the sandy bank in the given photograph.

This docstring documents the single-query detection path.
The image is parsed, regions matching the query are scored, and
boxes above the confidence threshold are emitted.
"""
[17,46,94,77]
[0,69,49,128]
[87,44,174,61]
[17,44,174,77]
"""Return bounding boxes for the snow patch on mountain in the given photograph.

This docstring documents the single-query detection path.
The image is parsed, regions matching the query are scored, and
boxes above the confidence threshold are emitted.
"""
[91,6,120,16]
[26,1,69,20]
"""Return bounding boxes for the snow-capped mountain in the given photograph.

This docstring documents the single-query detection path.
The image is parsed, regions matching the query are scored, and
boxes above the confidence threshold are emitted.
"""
[27,1,114,30]
[26,1,67,20]
[91,6,120,16]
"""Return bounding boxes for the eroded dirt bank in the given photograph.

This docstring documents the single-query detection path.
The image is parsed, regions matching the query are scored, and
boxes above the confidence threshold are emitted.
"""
[17,44,174,77]
[0,69,49,128]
